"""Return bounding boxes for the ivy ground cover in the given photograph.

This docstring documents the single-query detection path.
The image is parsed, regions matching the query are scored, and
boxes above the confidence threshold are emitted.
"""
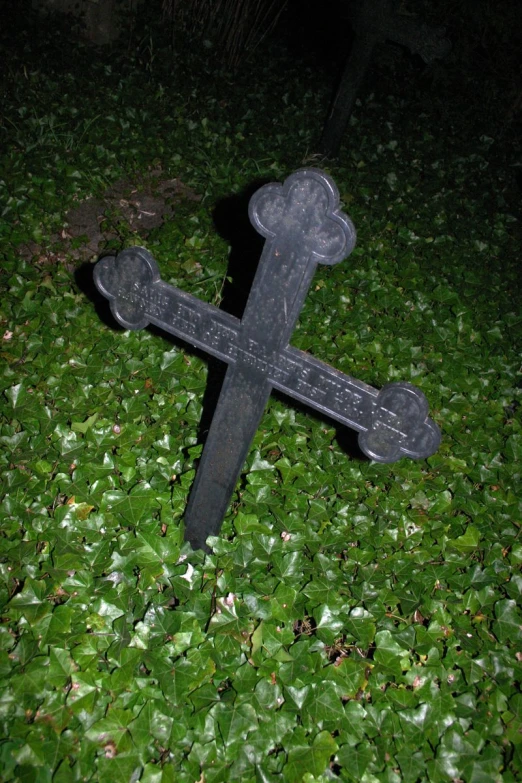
[1,4,521,781]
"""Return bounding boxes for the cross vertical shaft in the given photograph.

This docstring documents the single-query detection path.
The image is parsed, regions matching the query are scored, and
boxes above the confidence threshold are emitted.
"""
[184,171,356,549]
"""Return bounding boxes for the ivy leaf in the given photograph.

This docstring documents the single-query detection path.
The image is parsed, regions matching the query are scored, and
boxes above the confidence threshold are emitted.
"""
[207,601,255,643]
[96,755,143,783]
[129,700,174,752]
[213,701,258,747]
[344,607,376,648]
[71,412,99,433]
[301,681,347,730]
[373,629,410,676]
[433,727,503,782]
[493,599,522,643]
[135,530,179,568]
[5,382,29,409]
[8,578,48,608]
[85,707,134,750]
[67,672,100,714]
[447,524,481,553]
[394,749,427,782]
[284,730,338,782]
[48,646,76,687]
[100,485,160,525]
[312,605,344,644]
[324,657,370,698]
[336,741,376,780]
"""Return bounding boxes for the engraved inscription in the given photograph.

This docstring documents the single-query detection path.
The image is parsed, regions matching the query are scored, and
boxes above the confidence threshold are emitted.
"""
[172,301,201,336]
[142,284,170,319]
[372,405,407,440]
[270,352,370,429]
[117,284,142,308]
[204,321,239,361]
[236,338,274,375]
[296,366,326,401]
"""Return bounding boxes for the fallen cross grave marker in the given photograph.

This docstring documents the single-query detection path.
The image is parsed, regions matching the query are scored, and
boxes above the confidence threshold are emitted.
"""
[94,168,441,551]
[319,0,451,158]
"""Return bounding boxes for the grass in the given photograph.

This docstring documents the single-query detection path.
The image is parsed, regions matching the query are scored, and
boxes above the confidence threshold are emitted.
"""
[0,1,521,781]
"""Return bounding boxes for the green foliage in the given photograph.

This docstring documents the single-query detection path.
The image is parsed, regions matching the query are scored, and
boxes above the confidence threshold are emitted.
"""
[0,5,521,782]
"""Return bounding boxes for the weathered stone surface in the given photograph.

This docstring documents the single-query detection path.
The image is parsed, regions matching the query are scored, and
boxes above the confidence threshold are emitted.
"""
[95,169,441,550]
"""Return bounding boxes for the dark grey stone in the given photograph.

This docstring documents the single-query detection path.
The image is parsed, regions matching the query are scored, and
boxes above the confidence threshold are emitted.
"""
[94,169,440,550]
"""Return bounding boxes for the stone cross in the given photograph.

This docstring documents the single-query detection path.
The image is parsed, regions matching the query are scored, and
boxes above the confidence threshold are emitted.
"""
[319,0,451,157]
[94,169,440,551]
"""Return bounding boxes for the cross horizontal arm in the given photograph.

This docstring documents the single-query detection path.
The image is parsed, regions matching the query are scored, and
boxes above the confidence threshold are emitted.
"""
[94,246,440,464]
[273,347,441,462]
[94,248,241,364]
